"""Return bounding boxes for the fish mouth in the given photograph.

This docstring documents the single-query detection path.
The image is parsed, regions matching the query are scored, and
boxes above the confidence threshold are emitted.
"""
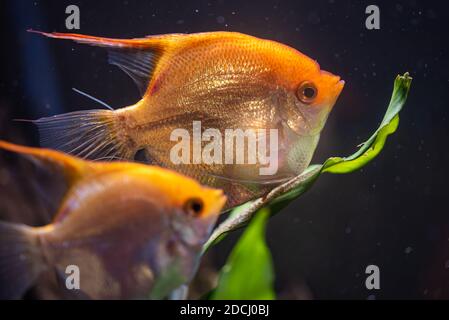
[332,75,345,95]
[320,70,345,94]
[336,78,345,94]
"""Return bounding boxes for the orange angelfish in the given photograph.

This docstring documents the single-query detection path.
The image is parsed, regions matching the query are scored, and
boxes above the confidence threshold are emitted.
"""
[28,30,344,209]
[0,140,226,300]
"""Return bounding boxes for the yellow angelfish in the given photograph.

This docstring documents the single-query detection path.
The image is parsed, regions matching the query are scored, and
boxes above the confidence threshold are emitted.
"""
[29,30,344,209]
[0,141,226,299]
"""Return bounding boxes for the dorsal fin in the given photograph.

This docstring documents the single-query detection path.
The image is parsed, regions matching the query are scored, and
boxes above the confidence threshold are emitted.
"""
[108,48,159,95]
[0,140,88,184]
[28,30,165,96]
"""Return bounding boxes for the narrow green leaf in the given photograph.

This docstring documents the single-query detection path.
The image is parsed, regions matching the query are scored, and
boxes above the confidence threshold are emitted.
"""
[323,115,399,174]
[211,208,275,300]
[323,72,411,173]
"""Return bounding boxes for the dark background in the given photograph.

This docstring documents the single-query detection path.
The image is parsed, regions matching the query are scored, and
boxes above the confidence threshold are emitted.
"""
[0,0,448,299]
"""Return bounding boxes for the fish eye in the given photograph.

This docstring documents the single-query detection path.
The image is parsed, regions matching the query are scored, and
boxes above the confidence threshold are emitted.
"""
[183,198,204,217]
[297,81,317,104]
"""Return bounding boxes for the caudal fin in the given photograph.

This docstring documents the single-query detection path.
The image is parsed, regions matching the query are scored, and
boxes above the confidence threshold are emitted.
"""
[0,221,45,299]
[33,109,135,161]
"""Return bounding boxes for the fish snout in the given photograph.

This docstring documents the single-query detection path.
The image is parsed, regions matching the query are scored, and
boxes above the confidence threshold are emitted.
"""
[320,70,345,96]
[335,77,345,95]
[204,189,227,217]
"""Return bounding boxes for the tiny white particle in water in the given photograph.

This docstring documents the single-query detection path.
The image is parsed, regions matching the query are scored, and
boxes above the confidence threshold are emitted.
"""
[405,246,413,254]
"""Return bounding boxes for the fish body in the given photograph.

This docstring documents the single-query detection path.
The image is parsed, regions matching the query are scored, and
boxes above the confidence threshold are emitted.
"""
[0,141,226,299]
[31,31,344,208]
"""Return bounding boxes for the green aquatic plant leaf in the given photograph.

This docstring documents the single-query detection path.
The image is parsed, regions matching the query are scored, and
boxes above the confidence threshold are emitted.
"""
[203,73,412,251]
[210,208,275,300]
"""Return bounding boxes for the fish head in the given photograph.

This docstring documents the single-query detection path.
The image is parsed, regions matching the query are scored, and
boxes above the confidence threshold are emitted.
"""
[281,57,344,137]
[125,167,227,242]
[168,184,226,250]
[149,171,226,284]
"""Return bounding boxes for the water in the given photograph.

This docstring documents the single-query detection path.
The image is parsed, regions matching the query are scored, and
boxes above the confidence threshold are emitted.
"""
[0,0,448,299]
